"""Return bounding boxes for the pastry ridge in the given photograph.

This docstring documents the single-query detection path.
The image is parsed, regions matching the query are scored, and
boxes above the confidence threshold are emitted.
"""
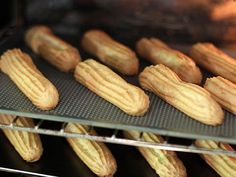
[139,64,224,125]
[0,48,59,110]
[25,25,81,72]
[136,37,202,84]
[0,114,43,162]
[123,130,187,177]
[81,29,139,75]
[195,139,236,177]
[74,59,149,116]
[204,76,236,115]
[189,42,236,83]
[65,123,117,177]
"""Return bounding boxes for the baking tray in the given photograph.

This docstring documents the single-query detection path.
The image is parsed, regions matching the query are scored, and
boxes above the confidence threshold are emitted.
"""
[0,29,236,144]
[0,130,220,177]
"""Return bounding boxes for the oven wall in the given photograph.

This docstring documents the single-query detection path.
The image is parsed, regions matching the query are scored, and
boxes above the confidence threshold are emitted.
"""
[24,0,236,44]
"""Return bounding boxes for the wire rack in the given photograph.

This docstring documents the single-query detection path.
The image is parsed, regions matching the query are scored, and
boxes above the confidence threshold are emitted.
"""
[0,116,235,158]
[0,167,57,177]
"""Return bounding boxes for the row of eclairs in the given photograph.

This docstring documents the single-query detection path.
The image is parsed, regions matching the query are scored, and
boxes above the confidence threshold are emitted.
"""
[0,25,236,177]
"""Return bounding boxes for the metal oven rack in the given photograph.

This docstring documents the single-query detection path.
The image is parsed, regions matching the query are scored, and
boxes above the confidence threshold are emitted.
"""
[0,116,234,177]
[0,116,236,157]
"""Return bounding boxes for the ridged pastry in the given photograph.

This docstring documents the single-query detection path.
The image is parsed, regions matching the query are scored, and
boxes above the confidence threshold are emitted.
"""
[204,76,236,115]
[195,139,236,177]
[189,42,236,83]
[81,30,139,75]
[139,64,224,125]
[65,123,117,177]
[123,130,187,177]
[0,48,59,110]
[25,25,81,72]
[74,59,149,116]
[136,38,202,84]
[0,114,43,162]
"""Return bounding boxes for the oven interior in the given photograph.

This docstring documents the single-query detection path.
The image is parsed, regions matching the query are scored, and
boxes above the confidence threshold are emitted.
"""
[1,0,236,176]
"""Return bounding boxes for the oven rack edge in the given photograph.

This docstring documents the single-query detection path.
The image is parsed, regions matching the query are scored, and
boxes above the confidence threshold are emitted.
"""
[0,116,235,158]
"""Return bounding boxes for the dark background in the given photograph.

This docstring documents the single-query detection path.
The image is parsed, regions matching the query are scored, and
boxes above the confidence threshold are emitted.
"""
[2,0,236,44]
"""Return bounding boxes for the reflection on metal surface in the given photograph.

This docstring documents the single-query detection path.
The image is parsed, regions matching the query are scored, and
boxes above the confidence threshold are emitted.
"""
[0,166,58,177]
[0,117,236,157]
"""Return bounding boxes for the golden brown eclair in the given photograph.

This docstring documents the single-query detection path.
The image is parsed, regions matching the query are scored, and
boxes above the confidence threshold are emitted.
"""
[65,123,117,177]
[195,140,236,177]
[74,59,149,116]
[210,1,236,21]
[25,25,81,72]
[0,114,43,162]
[136,38,202,84]
[189,43,236,83]
[81,30,139,75]
[204,76,236,115]
[0,48,59,110]
[139,64,224,125]
[123,131,187,177]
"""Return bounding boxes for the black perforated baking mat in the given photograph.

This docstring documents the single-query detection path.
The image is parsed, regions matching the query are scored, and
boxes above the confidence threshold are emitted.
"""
[0,30,236,144]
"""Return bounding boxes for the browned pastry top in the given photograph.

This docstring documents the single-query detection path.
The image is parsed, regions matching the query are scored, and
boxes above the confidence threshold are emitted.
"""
[74,59,149,116]
[139,64,224,125]
[189,42,236,83]
[0,48,59,110]
[25,25,81,72]
[25,26,76,53]
[136,37,202,84]
[204,76,236,115]
[81,29,139,75]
